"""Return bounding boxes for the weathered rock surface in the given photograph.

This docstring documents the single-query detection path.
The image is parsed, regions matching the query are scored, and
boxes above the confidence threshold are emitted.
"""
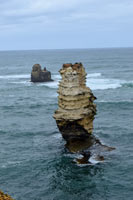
[0,190,14,200]
[53,62,97,141]
[31,64,53,82]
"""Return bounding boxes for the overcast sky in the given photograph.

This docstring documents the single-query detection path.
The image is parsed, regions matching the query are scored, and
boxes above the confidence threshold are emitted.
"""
[0,0,133,50]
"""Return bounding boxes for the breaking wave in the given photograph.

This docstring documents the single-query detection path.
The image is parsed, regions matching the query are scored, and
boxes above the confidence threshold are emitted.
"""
[0,73,133,90]
[0,74,30,79]
[122,82,133,88]
[86,78,125,90]
[86,73,101,78]
[43,73,133,90]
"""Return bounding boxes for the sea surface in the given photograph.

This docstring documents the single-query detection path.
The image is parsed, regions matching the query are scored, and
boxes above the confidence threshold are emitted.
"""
[0,48,133,200]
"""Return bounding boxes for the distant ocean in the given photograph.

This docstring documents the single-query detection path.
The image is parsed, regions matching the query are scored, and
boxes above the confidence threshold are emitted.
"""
[0,48,133,200]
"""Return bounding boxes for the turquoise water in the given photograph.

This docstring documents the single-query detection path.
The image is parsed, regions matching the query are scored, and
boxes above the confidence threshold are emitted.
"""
[0,48,133,200]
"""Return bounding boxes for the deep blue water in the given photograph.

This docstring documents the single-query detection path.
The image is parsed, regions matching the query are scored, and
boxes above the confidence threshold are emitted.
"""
[0,48,133,200]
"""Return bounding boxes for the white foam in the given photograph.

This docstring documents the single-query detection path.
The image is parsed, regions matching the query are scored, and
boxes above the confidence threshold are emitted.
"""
[86,73,101,78]
[53,133,62,139]
[89,157,101,164]
[2,72,131,91]
[1,161,22,168]
[36,80,59,89]
[45,73,126,90]
[86,78,126,90]
[12,80,32,86]
[52,74,61,80]
[11,79,59,88]
[0,74,30,79]
[76,159,100,167]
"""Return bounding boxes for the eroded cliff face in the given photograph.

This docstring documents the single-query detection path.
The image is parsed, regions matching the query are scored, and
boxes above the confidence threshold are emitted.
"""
[53,63,97,141]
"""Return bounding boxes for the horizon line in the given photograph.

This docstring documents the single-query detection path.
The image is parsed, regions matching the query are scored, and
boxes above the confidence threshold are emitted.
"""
[0,46,133,52]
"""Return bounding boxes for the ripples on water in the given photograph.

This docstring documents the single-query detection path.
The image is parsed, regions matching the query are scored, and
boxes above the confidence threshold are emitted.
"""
[0,48,133,200]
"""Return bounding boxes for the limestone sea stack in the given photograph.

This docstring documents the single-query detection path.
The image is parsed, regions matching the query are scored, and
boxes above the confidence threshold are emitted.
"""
[31,64,53,82]
[53,63,97,141]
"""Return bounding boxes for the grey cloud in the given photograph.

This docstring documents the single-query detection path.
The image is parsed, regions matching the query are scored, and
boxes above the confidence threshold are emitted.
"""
[0,0,79,28]
[1,0,133,27]
[0,0,133,50]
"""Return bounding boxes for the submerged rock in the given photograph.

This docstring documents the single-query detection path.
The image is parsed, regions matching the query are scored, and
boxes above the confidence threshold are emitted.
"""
[53,62,97,141]
[76,152,92,164]
[31,64,53,82]
[0,190,14,200]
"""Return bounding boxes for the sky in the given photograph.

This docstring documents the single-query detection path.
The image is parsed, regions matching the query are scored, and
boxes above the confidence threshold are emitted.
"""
[0,0,133,50]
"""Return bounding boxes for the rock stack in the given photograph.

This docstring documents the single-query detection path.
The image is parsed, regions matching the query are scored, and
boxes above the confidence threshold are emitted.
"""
[31,64,53,82]
[53,63,97,141]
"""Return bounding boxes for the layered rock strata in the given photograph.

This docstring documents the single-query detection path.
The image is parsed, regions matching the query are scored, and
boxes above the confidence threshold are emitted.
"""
[53,63,97,141]
[31,64,53,82]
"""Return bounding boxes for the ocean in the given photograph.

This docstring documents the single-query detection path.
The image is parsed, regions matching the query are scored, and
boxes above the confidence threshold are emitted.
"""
[0,48,133,200]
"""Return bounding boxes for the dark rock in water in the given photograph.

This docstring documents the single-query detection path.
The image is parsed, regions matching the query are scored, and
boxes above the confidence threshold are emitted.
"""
[66,135,115,153]
[76,151,92,164]
[31,64,53,82]
[66,136,95,153]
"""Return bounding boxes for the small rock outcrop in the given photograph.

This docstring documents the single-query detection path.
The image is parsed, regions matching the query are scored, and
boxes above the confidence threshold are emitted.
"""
[0,190,14,200]
[53,63,97,141]
[31,64,53,82]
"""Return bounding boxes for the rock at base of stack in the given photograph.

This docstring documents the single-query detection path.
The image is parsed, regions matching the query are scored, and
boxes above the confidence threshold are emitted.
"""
[53,63,97,141]
[0,190,14,200]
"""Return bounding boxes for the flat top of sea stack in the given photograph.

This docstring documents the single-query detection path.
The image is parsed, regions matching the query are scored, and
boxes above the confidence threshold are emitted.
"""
[62,62,83,70]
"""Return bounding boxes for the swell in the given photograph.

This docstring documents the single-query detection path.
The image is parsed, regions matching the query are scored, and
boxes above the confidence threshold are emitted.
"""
[122,82,133,88]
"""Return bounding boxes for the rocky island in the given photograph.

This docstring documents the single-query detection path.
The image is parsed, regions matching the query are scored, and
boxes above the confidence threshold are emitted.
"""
[31,64,53,82]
